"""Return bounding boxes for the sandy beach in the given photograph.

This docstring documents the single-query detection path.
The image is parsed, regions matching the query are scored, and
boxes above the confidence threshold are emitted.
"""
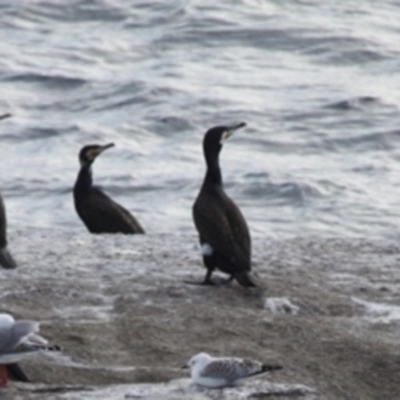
[0,229,399,399]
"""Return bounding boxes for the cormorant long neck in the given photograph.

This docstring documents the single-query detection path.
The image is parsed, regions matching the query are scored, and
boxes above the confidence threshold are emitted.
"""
[204,148,222,186]
[0,195,7,247]
[74,164,93,196]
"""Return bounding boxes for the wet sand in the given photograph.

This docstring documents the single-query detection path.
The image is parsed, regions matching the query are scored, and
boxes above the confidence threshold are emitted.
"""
[0,229,399,399]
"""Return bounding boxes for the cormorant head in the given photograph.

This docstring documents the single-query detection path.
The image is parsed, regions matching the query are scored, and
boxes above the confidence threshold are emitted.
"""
[203,122,246,157]
[78,143,115,167]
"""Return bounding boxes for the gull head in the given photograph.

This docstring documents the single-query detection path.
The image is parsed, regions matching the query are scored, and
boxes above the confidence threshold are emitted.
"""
[185,352,212,373]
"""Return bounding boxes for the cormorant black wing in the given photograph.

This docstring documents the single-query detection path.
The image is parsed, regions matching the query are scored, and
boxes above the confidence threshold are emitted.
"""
[78,187,144,234]
[193,186,251,272]
[0,193,7,248]
[0,192,16,269]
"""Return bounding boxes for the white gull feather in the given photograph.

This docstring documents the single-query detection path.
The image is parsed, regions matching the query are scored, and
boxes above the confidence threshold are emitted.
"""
[0,313,60,364]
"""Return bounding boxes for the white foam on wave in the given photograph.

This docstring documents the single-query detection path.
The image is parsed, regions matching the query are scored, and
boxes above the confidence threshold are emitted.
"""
[352,297,400,323]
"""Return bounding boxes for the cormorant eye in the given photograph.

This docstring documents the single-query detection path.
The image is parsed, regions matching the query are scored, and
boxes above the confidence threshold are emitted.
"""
[87,149,96,160]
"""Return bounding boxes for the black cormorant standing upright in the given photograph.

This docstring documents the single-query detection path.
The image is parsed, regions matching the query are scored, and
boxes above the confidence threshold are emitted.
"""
[191,122,257,287]
[73,143,145,234]
[0,113,17,269]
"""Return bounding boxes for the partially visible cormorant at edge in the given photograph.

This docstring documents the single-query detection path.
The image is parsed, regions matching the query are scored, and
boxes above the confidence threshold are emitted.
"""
[0,113,17,270]
[0,112,30,383]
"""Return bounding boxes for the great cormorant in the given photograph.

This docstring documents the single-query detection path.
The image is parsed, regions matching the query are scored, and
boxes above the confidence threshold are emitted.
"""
[0,113,17,269]
[73,143,145,234]
[0,194,17,269]
[191,123,257,287]
[0,113,28,381]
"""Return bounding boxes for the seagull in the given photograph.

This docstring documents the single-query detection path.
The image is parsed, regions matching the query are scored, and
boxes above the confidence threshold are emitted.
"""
[0,313,61,387]
[183,352,282,388]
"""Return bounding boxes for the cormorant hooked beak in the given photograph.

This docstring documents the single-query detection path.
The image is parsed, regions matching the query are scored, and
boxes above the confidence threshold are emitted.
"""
[80,143,115,167]
[90,142,115,160]
[96,142,115,156]
[220,122,246,143]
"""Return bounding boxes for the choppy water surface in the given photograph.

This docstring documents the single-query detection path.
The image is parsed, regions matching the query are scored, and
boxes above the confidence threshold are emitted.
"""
[1,0,400,238]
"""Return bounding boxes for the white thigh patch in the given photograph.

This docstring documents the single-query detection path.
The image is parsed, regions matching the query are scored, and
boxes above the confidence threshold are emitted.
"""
[201,243,213,256]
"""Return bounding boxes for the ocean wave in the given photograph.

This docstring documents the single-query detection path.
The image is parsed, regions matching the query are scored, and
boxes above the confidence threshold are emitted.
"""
[243,180,323,205]
[1,1,400,239]
[3,72,86,89]
[12,1,128,24]
[324,96,380,111]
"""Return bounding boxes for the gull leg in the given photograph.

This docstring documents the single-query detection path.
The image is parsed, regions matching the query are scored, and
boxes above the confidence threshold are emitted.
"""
[0,364,8,387]
[7,363,30,382]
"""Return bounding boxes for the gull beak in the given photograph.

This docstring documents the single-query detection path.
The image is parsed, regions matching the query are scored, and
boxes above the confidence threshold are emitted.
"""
[181,364,189,369]
[221,122,246,143]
